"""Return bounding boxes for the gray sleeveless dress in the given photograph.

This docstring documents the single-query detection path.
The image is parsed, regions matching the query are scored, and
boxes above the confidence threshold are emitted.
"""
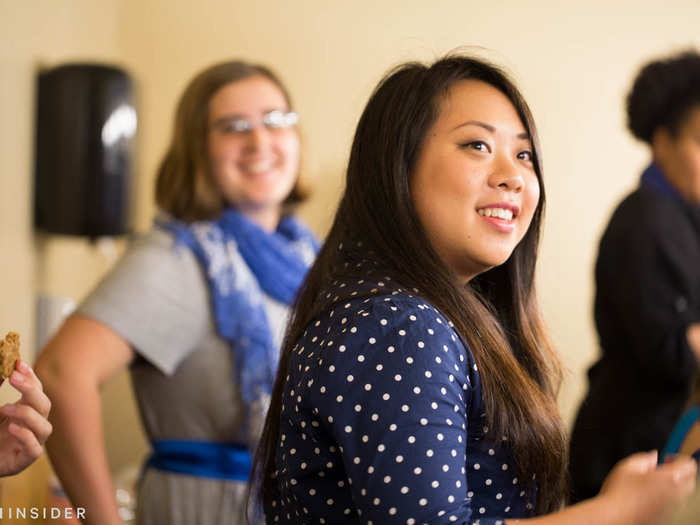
[79,229,289,525]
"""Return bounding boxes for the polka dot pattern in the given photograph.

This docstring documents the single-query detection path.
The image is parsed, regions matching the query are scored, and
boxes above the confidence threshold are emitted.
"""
[265,283,535,524]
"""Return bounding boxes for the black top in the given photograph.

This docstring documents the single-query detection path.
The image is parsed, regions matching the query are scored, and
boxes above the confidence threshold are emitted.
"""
[266,281,535,524]
[569,185,700,502]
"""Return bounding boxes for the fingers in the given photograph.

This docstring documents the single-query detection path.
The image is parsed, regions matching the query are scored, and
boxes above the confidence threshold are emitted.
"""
[648,456,697,511]
[604,451,696,523]
[18,360,44,389]
[617,450,659,474]
[9,361,51,418]
[7,421,43,462]
[659,456,697,485]
[0,402,53,445]
[663,452,678,464]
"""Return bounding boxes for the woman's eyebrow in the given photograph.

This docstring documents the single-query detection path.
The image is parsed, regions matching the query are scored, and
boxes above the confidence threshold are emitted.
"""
[450,120,530,140]
[210,114,246,125]
[451,120,495,133]
[211,108,288,126]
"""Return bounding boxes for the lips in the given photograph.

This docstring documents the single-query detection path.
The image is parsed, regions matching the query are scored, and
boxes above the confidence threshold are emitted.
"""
[477,207,514,220]
[476,202,520,219]
[476,203,520,232]
[240,158,277,174]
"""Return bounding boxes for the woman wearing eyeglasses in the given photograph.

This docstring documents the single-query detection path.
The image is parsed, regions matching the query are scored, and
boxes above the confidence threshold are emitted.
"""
[35,61,319,525]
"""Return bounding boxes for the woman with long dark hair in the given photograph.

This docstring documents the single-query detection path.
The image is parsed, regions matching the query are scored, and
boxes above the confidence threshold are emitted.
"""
[252,55,696,524]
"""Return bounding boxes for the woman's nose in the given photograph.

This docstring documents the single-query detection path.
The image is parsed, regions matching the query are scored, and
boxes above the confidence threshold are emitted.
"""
[489,155,524,193]
[244,125,272,152]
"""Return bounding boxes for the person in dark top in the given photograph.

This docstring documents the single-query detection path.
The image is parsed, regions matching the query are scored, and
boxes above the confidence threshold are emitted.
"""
[569,49,700,504]
[251,54,698,524]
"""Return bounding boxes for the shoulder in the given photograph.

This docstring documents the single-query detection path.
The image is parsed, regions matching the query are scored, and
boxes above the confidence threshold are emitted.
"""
[605,188,686,243]
[288,289,482,445]
[297,290,478,390]
[121,228,201,277]
[598,188,698,268]
[87,227,207,302]
[78,227,213,373]
[124,228,182,261]
[322,291,461,348]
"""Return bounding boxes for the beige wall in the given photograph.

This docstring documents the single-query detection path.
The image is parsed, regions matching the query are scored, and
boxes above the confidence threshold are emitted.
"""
[1,0,117,372]
[0,0,136,516]
[118,0,700,425]
[1,0,699,511]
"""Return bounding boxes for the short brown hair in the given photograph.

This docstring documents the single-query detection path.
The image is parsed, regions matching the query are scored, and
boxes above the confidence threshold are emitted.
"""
[155,60,310,221]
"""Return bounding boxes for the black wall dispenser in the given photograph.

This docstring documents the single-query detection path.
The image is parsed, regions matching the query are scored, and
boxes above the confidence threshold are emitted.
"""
[34,64,136,238]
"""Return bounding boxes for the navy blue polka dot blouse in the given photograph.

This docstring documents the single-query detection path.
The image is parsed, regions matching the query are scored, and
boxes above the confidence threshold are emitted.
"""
[266,282,536,524]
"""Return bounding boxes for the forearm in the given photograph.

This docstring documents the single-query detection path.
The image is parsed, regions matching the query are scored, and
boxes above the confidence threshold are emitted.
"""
[507,453,696,525]
[35,316,136,524]
[43,375,121,525]
[507,495,624,525]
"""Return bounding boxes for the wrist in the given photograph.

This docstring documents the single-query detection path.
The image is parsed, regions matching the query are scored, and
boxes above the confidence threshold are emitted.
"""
[586,491,631,525]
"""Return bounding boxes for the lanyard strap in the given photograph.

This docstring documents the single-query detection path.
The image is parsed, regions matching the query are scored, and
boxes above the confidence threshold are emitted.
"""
[663,406,700,460]
[147,440,251,481]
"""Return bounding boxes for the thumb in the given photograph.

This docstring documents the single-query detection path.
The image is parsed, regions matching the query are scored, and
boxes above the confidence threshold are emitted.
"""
[664,456,698,484]
[622,450,659,474]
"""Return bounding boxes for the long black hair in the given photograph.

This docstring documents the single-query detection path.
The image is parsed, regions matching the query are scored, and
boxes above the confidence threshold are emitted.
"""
[252,54,567,515]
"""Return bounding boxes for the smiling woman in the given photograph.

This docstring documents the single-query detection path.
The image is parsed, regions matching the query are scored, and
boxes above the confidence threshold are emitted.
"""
[35,60,319,525]
[411,80,540,282]
[251,54,697,525]
[206,76,301,230]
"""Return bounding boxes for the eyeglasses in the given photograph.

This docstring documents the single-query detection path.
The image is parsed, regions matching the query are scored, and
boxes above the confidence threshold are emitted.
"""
[210,110,298,134]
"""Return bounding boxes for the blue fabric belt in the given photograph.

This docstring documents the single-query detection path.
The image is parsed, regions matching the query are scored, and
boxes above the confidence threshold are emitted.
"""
[662,405,700,460]
[147,440,251,481]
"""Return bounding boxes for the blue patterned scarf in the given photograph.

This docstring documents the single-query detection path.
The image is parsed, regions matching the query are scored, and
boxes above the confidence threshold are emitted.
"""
[157,208,319,447]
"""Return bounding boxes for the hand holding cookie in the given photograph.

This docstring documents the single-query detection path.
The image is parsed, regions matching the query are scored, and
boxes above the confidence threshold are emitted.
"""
[0,331,21,381]
[0,332,52,477]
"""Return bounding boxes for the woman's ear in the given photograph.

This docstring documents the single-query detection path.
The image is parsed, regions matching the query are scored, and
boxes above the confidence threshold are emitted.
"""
[651,127,673,165]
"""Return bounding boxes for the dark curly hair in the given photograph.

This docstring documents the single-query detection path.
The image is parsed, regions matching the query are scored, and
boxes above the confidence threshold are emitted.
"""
[626,49,700,144]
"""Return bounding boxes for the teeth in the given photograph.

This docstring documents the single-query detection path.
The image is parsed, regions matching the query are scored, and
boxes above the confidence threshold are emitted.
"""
[477,208,513,220]
[244,160,275,173]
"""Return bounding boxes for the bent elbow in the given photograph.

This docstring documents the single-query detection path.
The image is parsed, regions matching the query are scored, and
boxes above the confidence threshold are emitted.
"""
[35,346,68,396]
